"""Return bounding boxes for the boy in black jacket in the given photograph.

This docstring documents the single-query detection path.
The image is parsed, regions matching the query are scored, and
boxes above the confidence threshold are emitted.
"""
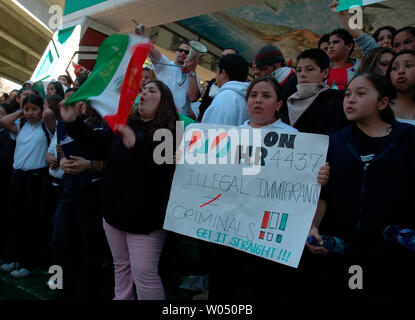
[283,48,350,135]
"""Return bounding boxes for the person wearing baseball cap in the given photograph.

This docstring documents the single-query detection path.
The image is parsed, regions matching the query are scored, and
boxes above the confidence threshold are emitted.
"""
[22,80,33,88]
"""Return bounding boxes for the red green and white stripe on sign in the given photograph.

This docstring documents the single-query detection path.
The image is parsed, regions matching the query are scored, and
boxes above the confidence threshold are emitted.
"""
[337,0,385,12]
[65,34,152,131]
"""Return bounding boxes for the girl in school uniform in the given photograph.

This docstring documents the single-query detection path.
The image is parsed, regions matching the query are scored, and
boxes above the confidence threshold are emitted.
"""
[49,88,107,300]
[307,73,415,299]
[0,93,55,277]
[59,80,179,300]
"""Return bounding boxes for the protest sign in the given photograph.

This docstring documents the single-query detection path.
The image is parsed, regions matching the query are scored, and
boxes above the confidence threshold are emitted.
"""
[163,123,329,268]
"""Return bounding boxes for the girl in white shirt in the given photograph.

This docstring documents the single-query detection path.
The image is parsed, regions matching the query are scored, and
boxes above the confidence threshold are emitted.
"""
[0,93,55,278]
[243,76,298,133]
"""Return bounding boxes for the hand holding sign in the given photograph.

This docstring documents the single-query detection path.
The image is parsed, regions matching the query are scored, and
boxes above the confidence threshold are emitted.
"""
[164,124,329,268]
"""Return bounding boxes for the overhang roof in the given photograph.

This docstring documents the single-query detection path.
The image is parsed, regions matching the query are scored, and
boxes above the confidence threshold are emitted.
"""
[0,0,66,84]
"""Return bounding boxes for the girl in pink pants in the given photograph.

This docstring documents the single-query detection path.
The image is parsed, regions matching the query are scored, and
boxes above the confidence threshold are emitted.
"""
[60,80,179,300]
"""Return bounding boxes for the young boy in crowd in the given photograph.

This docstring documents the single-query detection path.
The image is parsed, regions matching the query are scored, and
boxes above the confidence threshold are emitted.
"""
[284,48,350,135]
[318,34,330,54]
[327,28,360,90]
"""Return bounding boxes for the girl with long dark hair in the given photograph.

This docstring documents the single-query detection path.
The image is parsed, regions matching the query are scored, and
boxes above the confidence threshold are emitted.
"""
[60,80,179,300]
[307,73,414,299]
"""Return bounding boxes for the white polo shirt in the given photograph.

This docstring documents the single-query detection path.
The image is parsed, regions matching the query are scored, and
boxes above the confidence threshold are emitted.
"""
[13,119,51,171]
[153,54,200,116]
[241,119,299,132]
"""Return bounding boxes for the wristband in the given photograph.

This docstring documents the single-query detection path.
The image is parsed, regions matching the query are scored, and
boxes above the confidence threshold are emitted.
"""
[89,160,93,172]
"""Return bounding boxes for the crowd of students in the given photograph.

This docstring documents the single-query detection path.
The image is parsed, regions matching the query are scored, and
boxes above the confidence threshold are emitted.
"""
[0,0,414,300]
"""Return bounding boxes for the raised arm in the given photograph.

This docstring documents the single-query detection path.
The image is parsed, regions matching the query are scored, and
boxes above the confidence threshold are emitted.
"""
[132,20,161,64]
[0,109,22,135]
[329,0,363,39]
[185,61,201,102]
[329,0,379,55]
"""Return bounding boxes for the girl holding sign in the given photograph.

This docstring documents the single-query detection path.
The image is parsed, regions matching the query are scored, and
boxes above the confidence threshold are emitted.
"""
[243,76,298,132]
[208,76,299,300]
[308,73,415,299]
[60,80,179,300]
[209,77,329,300]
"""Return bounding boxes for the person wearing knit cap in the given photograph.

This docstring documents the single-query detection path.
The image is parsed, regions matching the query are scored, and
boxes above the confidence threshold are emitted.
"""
[254,45,295,87]
[254,45,298,112]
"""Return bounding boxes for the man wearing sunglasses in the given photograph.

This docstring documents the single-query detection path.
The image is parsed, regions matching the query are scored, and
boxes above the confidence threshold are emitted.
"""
[133,22,201,118]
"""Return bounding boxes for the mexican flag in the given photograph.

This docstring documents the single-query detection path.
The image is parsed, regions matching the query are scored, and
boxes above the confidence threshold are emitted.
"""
[337,0,385,12]
[65,34,152,131]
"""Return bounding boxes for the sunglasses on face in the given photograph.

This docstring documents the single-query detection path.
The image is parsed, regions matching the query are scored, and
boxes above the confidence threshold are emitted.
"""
[177,48,190,54]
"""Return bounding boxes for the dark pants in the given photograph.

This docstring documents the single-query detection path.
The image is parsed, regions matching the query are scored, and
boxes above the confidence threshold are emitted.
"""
[0,165,12,260]
[9,167,51,269]
[208,244,256,300]
[208,245,318,301]
[51,181,107,300]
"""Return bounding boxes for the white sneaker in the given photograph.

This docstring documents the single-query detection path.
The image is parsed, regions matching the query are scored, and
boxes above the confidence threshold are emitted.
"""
[10,268,31,278]
[0,262,20,273]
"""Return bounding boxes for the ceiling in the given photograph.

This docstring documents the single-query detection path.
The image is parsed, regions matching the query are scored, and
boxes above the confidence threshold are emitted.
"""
[0,0,65,84]
[62,0,415,70]
[172,0,415,62]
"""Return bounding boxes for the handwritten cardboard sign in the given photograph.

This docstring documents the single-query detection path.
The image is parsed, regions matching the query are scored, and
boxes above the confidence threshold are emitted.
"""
[163,123,329,268]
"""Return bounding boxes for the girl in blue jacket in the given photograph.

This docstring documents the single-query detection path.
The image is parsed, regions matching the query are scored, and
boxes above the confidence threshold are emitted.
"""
[308,73,415,299]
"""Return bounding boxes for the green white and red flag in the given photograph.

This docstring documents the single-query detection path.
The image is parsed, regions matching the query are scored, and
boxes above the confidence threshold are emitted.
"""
[65,34,152,131]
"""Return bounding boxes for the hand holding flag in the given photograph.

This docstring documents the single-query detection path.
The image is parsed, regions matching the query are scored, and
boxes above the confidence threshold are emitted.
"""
[72,62,90,78]
[60,100,81,122]
[65,34,152,132]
